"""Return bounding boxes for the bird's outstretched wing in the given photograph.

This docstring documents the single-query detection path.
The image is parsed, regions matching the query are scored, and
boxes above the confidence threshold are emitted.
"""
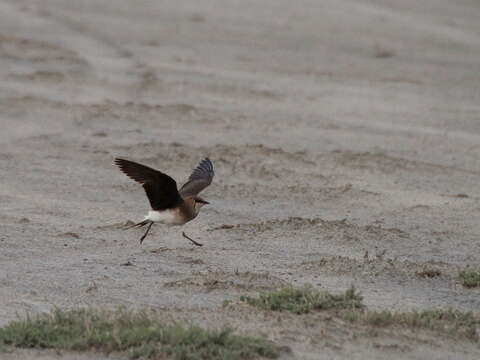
[179,158,214,198]
[115,158,182,210]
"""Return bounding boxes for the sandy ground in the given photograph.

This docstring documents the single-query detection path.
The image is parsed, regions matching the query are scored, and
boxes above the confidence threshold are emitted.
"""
[1,0,480,358]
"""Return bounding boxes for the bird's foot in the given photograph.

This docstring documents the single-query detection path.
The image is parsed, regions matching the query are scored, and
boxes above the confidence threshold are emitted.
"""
[182,232,203,247]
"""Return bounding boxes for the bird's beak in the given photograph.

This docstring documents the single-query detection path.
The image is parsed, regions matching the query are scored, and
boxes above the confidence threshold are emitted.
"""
[196,198,209,205]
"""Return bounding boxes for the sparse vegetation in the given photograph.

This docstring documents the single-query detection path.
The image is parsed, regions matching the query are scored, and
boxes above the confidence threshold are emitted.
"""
[239,285,480,342]
[416,268,442,278]
[0,308,280,360]
[342,308,480,341]
[240,285,363,314]
[459,268,480,288]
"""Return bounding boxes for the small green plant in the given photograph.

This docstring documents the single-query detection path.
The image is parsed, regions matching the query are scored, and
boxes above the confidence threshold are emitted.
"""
[240,285,363,314]
[416,268,441,278]
[459,268,480,288]
[0,308,280,359]
[342,308,480,340]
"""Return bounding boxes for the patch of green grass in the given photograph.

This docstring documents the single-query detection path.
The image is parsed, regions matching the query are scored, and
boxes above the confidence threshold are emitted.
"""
[240,285,480,342]
[342,308,480,341]
[459,269,480,288]
[240,285,363,314]
[0,308,280,359]
[415,268,441,278]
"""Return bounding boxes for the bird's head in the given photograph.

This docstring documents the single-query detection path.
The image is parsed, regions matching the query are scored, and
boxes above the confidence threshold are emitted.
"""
[194,197,209,212]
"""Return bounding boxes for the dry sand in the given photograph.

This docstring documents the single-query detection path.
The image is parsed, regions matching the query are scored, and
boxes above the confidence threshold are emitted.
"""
[1,0,480,359]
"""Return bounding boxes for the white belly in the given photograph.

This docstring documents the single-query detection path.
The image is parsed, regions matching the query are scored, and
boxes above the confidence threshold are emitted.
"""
[146,210,183,225]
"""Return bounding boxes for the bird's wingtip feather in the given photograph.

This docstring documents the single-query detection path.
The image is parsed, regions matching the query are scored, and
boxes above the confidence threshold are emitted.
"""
[114,158,127,166]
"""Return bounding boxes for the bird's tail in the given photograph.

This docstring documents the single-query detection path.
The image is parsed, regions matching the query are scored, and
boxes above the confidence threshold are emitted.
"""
[123,219,150,230]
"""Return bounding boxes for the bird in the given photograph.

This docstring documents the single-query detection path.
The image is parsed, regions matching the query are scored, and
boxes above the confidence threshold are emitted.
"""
[114,157,214,246]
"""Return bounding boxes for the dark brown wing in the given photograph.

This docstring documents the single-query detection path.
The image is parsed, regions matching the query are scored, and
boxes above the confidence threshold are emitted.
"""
[179,158,214,198]
[115,158,182,210]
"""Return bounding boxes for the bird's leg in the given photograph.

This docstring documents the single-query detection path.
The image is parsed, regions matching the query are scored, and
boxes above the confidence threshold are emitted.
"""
[182,232,203,247]
[139,221,154,244]
[124,219,150,230]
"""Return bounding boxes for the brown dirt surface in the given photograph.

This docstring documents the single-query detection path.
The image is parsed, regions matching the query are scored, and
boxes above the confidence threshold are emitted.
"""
[1,0,480,359]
